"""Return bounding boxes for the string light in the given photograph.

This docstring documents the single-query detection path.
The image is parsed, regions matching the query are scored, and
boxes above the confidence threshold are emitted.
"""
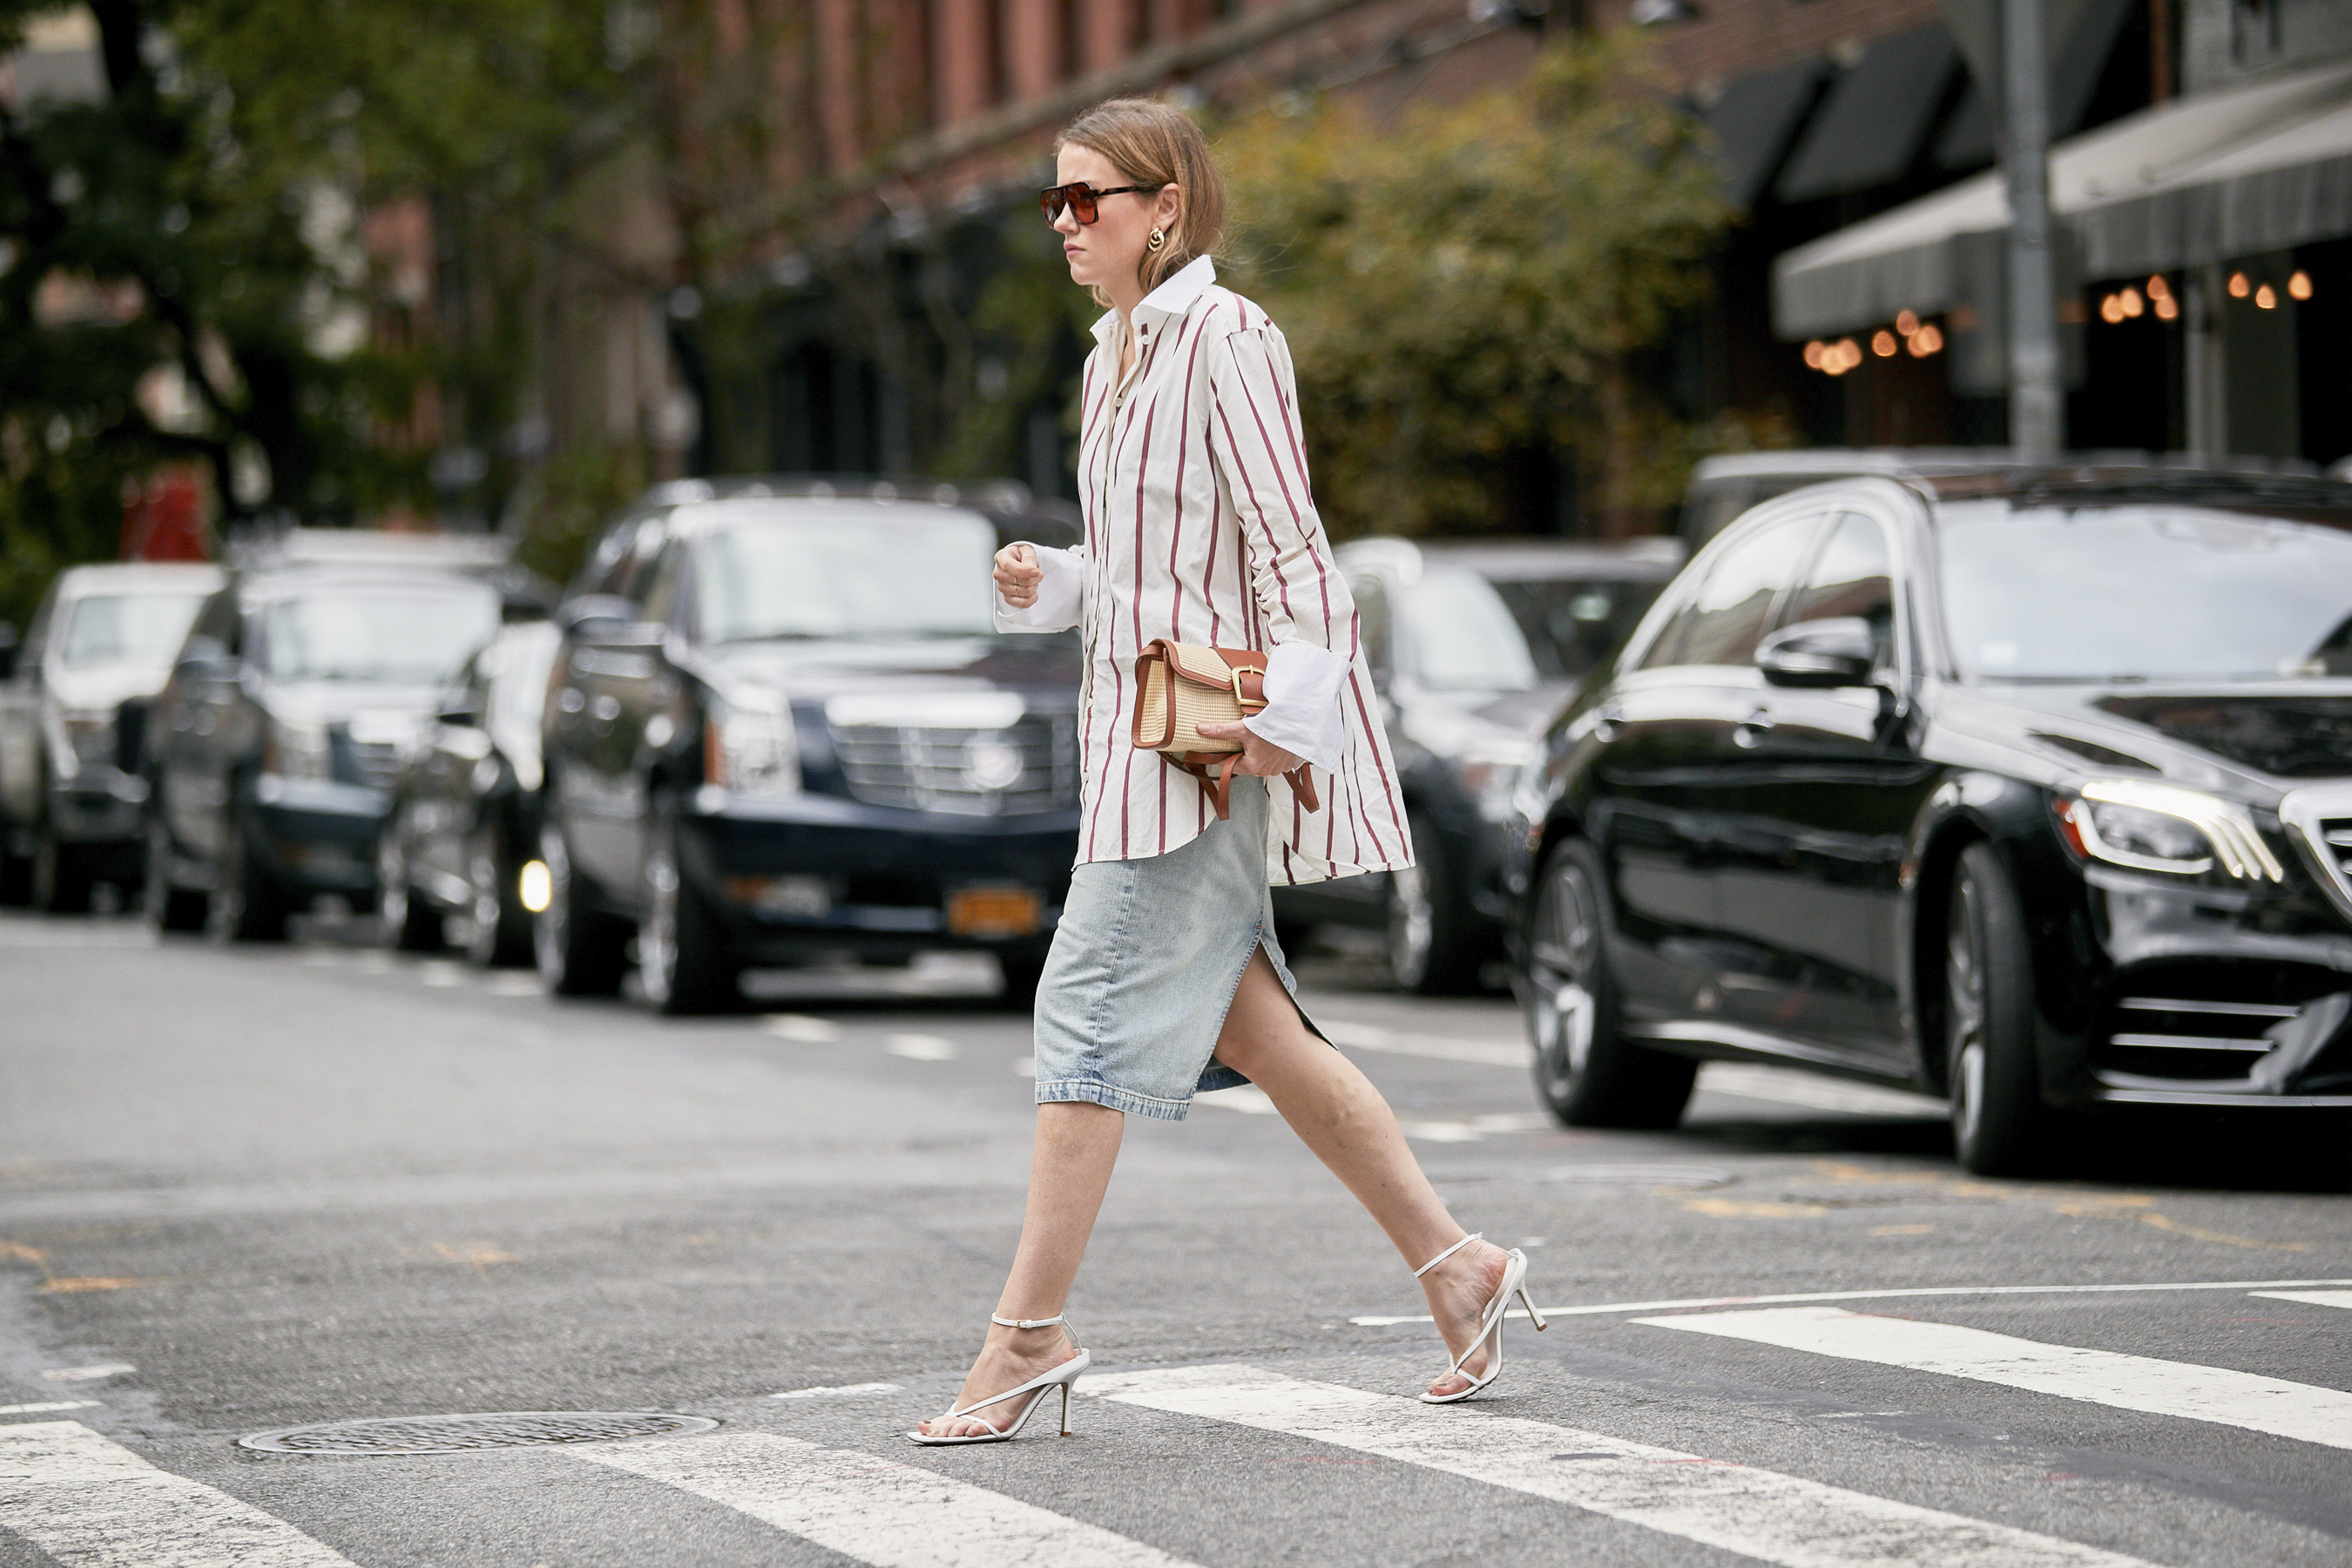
[1895,309,1919,335]
[2119,287,2144,317]
[2255,282,2277,309]
[2099,293,2125,323]
[1872,330,1897,356]
[2289,270,2314,301]
[2146,274,2170,301]
[1803,341,1826,369]
[2228,271,2251,298]
[1907,323,1943,355]
[2154,293,2179,321]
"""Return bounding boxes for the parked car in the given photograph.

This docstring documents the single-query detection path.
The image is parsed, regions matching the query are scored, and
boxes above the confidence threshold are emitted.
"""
[1676,449,2323,549]
[1273,537,1676,993]
[0,564,222,909]
[1510,467,2352,1173]
[144,550,502,939]
[535,476,1084,1014]
[376,618,564,963]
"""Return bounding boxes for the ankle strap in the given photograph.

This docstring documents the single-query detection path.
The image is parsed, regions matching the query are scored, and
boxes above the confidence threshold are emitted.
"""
[991,1313,1064,1330]
[1412,1233,1482,1280]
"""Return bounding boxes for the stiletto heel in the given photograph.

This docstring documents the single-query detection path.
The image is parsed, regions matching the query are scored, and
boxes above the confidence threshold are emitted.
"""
[1413,1233,1541,1404]
[906,1313,1090,1445]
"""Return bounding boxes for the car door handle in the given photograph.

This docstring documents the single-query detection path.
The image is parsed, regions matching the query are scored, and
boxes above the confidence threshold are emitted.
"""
[1733,707,1774,748]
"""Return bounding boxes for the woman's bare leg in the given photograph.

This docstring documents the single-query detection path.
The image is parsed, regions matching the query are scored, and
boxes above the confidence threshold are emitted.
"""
[918,1100,1123,1438]
[1212,948,1516,1398]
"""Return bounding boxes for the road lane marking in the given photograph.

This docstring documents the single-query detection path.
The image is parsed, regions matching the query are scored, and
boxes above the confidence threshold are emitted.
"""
[0,1420,358,1566]
[1085,1366,2157,1568]
[0,1402,98,1416]
[2250,1290,2352,1310]
[1348,1276,2352,1327]
[762,1013,841,1043]
[576,1429,1200,1566]
[1637,1306,2352,1450]
[884,1033,957,1061]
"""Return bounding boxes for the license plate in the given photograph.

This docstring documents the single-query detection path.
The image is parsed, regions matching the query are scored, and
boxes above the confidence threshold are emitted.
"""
[947,886,1042,937]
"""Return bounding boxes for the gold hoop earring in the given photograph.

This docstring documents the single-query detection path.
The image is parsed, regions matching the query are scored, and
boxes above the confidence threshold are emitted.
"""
[1147,227,1166,253]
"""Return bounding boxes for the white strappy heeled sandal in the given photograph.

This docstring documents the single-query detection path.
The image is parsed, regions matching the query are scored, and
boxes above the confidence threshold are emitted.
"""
[1414,1233,1546,1404]
[906,1313,1091,1445]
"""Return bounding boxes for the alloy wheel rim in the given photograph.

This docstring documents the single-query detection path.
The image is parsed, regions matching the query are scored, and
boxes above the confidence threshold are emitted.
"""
[641,839,678,1004]
[1947,878,1986,1147]
[1531,862,1598,1094]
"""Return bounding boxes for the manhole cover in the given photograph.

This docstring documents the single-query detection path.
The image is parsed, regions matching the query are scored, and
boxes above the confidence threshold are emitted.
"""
[237,1410,718,1456]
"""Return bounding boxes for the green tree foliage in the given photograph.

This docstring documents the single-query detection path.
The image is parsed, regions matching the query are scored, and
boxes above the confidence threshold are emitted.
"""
[0,0,630,624]
[1216,31,1734,537]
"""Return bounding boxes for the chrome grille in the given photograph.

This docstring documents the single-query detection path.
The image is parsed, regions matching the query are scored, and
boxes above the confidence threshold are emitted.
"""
[2095,996,2294,1081]
[2278,785,2352,928]
[829,712,1078,816]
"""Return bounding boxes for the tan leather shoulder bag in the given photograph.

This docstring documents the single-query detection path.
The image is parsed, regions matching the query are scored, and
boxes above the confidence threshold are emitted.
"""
[1132,639,1320,821]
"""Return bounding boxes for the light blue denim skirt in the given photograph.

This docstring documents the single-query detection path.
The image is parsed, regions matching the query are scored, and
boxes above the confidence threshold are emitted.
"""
[1033,777,1318,1121]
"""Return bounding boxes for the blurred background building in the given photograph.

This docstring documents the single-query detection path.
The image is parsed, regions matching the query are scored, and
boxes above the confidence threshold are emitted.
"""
[2,0,2347,601]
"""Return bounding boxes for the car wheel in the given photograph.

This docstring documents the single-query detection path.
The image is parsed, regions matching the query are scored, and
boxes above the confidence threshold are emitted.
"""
[1385,814,1482,995]
[31,822,93,915]
[639,807,738,1016]
[145,816,208,933]
[1523,837,1695,1129]
[376,816,444,952]
[997,950,1048,1011]
[535,825,628,996]
[208,814,289,943]
[1946,841,2044,1175]
[464,827,533,968]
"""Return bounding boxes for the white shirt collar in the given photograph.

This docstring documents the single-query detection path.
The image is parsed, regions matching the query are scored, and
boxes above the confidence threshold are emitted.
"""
[1091,255,1219,346]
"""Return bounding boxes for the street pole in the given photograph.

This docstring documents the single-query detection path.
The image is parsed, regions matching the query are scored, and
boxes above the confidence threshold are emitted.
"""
[2001,0,2063,460]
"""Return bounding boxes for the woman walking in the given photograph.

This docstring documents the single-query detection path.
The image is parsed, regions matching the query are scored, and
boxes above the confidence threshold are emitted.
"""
[912,98,1542,1444]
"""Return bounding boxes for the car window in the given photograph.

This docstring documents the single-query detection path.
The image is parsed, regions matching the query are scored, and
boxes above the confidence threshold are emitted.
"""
[58,592,209,672]
[1783,513,1896,671]
[1490,577,1665,681]
[1643,513,1819,670]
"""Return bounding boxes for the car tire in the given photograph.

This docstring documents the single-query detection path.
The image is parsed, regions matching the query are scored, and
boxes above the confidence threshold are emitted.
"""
[638,805,738,1016]
[1386,813,1482,995]
[376,818,444,952]
[535,825,627,997]
[463,826,534,968]
[998,950,1048,1011]
[1523,837,1696,1129]
[145,816,207,933]
[208,814,290,943]
[31,823,93,915]
[1945,841,2044,1176]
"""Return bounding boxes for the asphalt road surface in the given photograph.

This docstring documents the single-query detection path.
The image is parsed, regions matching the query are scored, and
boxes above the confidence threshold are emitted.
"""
[3,907,2349,1567]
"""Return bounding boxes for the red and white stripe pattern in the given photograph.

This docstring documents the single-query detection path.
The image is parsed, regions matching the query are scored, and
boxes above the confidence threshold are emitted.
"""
[1063,258,1410,882]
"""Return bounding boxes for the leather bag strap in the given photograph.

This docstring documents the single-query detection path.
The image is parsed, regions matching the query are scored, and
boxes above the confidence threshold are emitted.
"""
[1170,752,1320,821]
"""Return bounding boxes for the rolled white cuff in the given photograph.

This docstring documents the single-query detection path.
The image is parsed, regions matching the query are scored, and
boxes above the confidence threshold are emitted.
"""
[994,544,1083,633]
[1244,640,1350,775]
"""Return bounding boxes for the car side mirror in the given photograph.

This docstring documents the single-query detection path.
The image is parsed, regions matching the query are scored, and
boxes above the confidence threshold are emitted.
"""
[1758,618,1878,688]
[559,594,665,647]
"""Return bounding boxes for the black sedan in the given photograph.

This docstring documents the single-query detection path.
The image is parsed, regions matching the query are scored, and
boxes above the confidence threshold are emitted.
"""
[1508,470,2352,1173]
[535,477,1083,1014]
[377,618,563,963]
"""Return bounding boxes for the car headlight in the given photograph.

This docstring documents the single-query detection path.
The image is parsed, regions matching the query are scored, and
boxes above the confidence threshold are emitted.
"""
[704,702,800,797]
[1456,734,1540,819]
[2054,780,2284,883]
[50,706,116,774]
[263,716,334,781]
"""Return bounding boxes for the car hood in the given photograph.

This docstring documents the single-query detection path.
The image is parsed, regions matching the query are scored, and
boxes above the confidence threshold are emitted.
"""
[261,680,448,739]
[1396,682,1574,760]
[44,664,173,711]
[1958,680,2352,795]
[696,636,1081,707]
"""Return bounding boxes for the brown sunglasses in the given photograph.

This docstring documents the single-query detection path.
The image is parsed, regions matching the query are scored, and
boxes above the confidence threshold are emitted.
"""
[1038,181,1164,225]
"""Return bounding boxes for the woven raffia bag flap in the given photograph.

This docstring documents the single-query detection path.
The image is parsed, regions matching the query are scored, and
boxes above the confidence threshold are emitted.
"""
[1132,639,1321,821]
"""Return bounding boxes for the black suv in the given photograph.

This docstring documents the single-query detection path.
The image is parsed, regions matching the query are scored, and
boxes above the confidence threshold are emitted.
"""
[145,548,501,938]
[535,478,1084,1013]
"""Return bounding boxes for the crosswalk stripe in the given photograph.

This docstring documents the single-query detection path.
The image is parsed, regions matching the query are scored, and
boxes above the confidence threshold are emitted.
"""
[1086,1365,2156,1568]
[0,1420,357,1567]
[2250,1289,2352,1310]
[575,1429,1201,1566]
[1638,1306,2352,1451]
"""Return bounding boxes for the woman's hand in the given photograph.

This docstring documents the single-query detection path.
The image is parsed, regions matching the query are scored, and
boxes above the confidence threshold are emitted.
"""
[994,543,1044,609]
[1193,720,1304,778]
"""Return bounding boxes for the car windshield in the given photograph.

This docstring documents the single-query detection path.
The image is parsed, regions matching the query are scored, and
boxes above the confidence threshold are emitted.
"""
[1487,577,1664,681]
[260,589,499,684]
[1399,569,1539,692]
[1938,502,2352,682]
[695,511,998,642]
[58,592,207,671]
